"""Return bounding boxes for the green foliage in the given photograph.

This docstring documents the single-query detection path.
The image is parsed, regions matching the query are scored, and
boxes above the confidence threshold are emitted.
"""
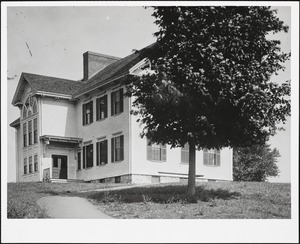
[233,144,280,181]
[126,6,291,149]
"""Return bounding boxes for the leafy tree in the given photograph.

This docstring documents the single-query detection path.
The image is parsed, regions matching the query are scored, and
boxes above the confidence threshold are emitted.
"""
[126,6,290,196]
[233,144,280,182]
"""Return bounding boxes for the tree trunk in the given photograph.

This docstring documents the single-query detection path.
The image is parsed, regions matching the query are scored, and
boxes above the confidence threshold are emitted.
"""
[187,140,196,196]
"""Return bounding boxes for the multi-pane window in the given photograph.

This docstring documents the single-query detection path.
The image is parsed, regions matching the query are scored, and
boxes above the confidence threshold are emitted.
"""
[96,95,108,121]
[23,123,27,147]
[83,144,93,168]
[23,107,27,118]
[147,139,167,161]
[111,135,124,162]
[77,152,81,170]
[29,156,33,174]
[111,88,123,116]
[34,154,38,172]
[33,118,38,144]
[23,96,38,119]
[181,143,189,164]
[24,158,27,174]
[22,96,38,147]
[28,120,32,145]
[82,101,93,125]
[28,109,32,117]
[32,102,37,113]
[203,149,221,166]
[97,140,108,165]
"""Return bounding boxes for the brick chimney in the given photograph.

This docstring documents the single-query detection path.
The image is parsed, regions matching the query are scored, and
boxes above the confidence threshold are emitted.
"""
[83,51,120,81]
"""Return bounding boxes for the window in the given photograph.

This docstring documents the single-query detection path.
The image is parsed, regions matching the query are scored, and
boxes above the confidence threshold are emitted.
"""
[53,158,58,167]
[23,123,27,147]
[33,118,38,143]
[147,139,166,161]
[97,140,108,165]
[24,158,27,174]
[203,149,221,166]
[111,135,124,162]
[115,176,121,183]
[34,154,38,172]
[82,101,93,125]
[23,96,38,118]
[28,120,32,145]
[32,102,37,113]
[96,95,108,120]
[29,156,33,174]
[28,109,32,117]
[111,88,123,116]
[83,144,93,168]
[152,176,160,183]
[23,107,27,118]
[77,152,81,170]
[181,143,189,164]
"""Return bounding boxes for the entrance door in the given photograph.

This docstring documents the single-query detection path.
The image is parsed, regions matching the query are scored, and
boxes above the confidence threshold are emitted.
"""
[52,155,68,179]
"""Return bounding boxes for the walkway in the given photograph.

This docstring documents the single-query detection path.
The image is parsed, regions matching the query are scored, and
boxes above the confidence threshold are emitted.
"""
[37,183,156,218]
[37,196,113,219]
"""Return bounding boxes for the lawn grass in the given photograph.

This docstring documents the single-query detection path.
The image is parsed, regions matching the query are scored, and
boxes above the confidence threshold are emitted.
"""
[7,181,291,219]
[87,182,291,219]
[7,181,128,218]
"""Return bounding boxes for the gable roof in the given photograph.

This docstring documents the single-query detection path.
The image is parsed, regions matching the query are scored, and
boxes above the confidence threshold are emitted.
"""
[12,73,84,105]
[12,43,156,105]
[23,73,83,95]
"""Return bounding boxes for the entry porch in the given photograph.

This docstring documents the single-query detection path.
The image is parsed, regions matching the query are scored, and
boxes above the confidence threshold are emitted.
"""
[40,135,82,181]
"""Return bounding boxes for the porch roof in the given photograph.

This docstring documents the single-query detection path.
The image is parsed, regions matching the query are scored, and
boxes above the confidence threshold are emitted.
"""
[40,135,83,144]
[10,117,20,128]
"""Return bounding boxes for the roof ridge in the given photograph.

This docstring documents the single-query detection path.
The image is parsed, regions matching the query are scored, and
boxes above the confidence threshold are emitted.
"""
[22,72,81,83]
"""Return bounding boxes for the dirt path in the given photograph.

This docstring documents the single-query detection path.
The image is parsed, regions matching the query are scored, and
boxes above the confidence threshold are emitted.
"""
[37,196,113,219]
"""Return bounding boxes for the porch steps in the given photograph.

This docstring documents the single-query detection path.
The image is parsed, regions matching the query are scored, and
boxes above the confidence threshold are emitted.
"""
[49,178,84,184]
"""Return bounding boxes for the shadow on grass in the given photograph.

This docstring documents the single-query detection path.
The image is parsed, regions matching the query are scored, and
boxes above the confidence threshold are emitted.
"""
[88,185,241,204]
[37,190,60,196]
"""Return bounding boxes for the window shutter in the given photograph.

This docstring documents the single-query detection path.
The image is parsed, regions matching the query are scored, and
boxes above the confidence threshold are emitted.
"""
[161,144,167,161]
[96,98,99,121]
[147,139,151,160]
[104,95,108,118]
[120,135,124,161]
[111,92,114,116]
[216,152,221,166]
[83,146,86,168]
[90,144,94,167]
[203,150,207,165]
[90,101,93,123]
[78,152,81,170]
[103,140,108,164]
[96,142,99,165]
[82,104,86,125]
[120,88,124,113]
[111,138,115,162]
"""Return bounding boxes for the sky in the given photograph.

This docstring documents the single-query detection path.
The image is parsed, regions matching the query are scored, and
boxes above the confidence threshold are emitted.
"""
[3,3,295,183]
[1,2,299,243]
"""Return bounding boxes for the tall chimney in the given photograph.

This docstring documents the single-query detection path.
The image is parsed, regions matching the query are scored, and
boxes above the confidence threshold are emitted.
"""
[83,51,120,81]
